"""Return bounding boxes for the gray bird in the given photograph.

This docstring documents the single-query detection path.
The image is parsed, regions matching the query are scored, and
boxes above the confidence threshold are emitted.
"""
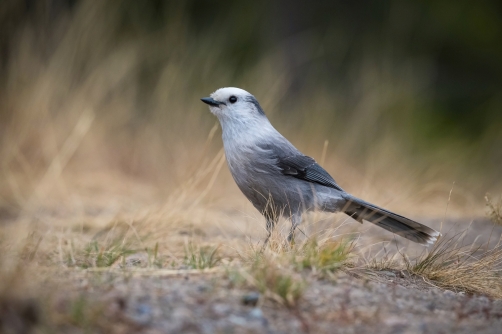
[201,87,440,245]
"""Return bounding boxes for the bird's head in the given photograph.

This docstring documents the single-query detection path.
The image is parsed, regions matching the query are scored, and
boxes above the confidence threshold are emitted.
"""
[201,87,266,121]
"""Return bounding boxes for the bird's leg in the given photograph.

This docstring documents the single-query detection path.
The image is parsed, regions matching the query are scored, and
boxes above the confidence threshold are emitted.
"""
[262,218,276,249]
[287,214,302,243]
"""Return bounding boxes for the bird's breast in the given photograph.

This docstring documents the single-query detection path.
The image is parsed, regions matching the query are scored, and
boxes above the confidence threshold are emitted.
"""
[224,140,281,183]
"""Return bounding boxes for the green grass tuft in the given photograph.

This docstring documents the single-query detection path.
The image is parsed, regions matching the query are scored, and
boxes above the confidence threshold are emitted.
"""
[248,254,305,308]
[296,238,353,275]
[68,239,137,268]
[184,243,221,269]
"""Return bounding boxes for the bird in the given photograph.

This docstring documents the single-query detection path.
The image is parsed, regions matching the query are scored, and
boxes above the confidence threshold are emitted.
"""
[201,87,441,246]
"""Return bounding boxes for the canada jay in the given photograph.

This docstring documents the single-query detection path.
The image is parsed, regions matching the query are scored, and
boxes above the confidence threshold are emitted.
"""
[201,87,440,245]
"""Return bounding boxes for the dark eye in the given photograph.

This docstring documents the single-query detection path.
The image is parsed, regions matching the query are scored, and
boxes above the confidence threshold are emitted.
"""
[229,96,237,103]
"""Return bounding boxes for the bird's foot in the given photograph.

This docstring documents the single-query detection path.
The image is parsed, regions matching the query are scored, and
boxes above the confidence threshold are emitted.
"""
[260,233,271,252]
[287,231,296,246]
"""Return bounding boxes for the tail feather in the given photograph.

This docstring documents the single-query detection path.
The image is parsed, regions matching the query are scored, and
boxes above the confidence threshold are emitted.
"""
[343,196,441,245]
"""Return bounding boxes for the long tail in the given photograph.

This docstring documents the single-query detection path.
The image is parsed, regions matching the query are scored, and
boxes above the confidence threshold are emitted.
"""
[343,195,441,245]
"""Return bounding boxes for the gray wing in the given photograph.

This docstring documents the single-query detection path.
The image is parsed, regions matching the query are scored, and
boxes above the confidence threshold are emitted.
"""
[277,155,344,191]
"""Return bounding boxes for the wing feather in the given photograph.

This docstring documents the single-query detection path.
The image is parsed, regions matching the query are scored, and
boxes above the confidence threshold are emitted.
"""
[277,155,343,191]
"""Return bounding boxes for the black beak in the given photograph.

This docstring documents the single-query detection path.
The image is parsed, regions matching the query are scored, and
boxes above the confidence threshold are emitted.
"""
[201,97,225,107]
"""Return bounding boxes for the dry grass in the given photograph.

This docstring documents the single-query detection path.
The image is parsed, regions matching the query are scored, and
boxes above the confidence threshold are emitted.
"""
[406,235,502,297]
[364,231,502,298]
[486,194,502,226]
[242,252,306,308]
[232,230,354,308]
[397,194,502,298]
[359,192,502,299]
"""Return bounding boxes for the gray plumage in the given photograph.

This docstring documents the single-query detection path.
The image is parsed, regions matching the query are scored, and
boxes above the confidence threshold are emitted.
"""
[201,87,440,245]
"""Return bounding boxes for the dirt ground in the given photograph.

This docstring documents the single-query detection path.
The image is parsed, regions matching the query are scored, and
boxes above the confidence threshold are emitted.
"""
[6,267,497,334]
[2,218,501,334]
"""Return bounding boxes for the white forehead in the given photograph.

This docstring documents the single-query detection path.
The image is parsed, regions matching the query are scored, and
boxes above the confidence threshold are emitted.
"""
[210,87,252,101]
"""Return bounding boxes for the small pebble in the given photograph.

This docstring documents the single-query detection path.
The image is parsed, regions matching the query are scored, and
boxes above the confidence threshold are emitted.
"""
[197,284,208,292]
[478,296,490,304]
[381,271,396,278]
[213,303,231,315]
[228,315,247,326]
[128,304,152,325]
[248,308,264,319]
[242,292,260,306]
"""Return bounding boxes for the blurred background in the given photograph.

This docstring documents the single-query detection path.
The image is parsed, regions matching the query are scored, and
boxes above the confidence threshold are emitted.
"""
[0,0,501,222]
